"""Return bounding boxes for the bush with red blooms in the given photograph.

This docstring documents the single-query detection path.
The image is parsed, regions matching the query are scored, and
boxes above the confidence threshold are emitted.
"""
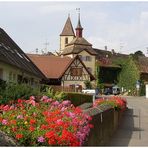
[94,96,127,111]
[0,96,93,146]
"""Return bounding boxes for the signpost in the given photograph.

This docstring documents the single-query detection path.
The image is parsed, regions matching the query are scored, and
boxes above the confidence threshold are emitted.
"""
[136,80,140,96]
[146,84,148,99]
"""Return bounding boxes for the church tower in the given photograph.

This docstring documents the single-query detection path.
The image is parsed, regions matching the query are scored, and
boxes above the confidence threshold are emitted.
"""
[60,15,75,53]
[75,12,83,38]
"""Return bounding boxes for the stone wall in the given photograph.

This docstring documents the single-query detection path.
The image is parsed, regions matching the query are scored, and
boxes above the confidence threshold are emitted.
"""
[79,103,123,146]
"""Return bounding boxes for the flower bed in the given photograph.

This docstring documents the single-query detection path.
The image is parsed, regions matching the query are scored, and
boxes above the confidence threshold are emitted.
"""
[0,96,93,146]
[94,96,127,111]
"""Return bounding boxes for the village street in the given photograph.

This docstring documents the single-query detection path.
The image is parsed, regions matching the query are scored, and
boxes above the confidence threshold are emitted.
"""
[108,96,148,146]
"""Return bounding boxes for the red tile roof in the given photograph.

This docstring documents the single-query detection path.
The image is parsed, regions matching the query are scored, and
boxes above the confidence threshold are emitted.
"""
[28,55,73,79]
[137,56,148,74]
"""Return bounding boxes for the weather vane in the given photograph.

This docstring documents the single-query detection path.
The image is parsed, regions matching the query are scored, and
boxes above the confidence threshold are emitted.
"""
[76,8,80,14]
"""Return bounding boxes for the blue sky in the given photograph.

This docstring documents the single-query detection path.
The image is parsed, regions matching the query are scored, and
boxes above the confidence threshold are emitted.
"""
[1,1,148,55]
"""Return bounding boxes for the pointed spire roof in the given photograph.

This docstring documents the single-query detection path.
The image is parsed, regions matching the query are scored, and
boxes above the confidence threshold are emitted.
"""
[60,16,75,36]
[76,12,83,29]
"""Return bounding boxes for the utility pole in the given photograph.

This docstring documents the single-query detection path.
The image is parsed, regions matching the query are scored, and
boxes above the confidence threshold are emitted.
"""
[43,40,49,54]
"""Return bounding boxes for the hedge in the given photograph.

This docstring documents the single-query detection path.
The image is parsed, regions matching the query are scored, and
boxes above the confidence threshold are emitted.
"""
[64,92,93,106]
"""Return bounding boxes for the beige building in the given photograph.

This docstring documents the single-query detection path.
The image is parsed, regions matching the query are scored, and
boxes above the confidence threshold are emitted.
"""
[28,54,95,89]
[59,14,97,78]
[0,27,45,86]
[60,16,75,53]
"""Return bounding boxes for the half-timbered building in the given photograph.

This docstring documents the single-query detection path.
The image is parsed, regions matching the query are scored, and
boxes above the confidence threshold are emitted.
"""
[28,54,95,88]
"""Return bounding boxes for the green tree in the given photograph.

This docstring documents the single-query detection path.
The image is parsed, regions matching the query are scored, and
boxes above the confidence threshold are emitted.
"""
[113,56,140,94]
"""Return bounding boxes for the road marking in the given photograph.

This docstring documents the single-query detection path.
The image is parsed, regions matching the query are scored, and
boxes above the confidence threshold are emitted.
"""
[139,109,141,140]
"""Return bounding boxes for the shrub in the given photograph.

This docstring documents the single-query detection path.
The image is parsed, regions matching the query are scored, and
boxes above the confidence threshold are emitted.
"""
[84,80,92,89]
[0,83,41,104]
[64,92,93,106]
[42,87,67,102]
[0,79,6,92]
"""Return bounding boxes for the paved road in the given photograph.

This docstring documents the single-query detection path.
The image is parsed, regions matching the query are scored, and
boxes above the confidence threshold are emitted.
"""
[108,96,148,146]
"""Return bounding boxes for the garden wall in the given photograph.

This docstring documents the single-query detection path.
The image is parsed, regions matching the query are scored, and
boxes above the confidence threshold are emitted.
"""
[79,103,122,146]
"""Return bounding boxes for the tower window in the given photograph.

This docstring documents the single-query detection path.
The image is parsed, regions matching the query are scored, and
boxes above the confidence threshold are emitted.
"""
[65,37,68,44]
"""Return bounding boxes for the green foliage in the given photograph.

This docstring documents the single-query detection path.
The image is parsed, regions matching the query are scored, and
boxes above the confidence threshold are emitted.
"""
[44,87,54,98]
[64,92,92,106]
[113,56,140,94]
[95,63,100,88]
[84,80,92,89]
[54,91,67,101]
[43,87,67,102]
[134,50,145,57]
[140,80,145,96]
[0,79,7,97]
[0,83,41,104]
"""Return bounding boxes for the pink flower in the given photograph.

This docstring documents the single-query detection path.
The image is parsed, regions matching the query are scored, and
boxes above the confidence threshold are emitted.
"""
[2,119,8,125]
[62,100,71,106]
[37,136,45,143]
[30,96,35,100]
[26,99,36,106]
[52,101,59,106]
[68,112,75,118]
[56,119,63,125]
[41,96,53,103]
[10,105,15,110]
[61,107,65,112]
[3,105,9,111]
[17,115,23,119]
[41,96,48,100]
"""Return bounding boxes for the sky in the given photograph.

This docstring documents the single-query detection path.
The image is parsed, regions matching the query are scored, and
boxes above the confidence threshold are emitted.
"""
[1,1,148,55]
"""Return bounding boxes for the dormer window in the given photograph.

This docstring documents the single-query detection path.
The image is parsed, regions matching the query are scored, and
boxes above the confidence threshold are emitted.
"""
[65,37,68,44]
[86,56,91,61]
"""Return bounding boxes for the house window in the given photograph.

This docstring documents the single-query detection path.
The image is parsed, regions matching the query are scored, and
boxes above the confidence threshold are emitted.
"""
[65,37,68,44]
[0,69,3,79]
[71,67,82,76]
[86,56,91,61]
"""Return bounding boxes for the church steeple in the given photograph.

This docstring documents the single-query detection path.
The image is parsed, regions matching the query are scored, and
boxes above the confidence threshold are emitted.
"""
[60,15,75,36]
[60,15,75,52]
[75,8,83,38]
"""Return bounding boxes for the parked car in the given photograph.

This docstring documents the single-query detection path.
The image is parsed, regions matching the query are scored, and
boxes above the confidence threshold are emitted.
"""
[112,86,120,95]
[104,88,112,95]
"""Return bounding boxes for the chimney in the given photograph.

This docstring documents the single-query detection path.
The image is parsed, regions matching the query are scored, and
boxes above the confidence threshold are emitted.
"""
[104,46,107,51]
[111,49,115,54]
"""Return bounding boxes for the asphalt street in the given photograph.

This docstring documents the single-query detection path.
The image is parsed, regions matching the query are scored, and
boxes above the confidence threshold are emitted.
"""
[108,96,148,146]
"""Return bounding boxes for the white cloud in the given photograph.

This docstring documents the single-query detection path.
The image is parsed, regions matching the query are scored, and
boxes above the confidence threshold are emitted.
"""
[39,3,78,15]
[140,11,148,25]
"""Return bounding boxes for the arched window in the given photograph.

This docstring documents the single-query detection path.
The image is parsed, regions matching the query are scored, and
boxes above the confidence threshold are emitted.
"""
[65,37,68,44]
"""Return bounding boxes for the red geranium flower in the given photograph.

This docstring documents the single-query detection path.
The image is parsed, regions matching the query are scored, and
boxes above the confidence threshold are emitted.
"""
[16,134,23,140]
[30,119,36,124]
[45,131,55,139]
[29,126,35,132]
